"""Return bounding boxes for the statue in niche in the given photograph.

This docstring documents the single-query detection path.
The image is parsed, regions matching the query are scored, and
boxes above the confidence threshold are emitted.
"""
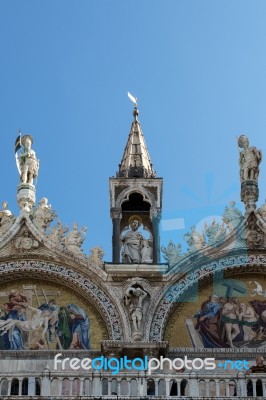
[18,135,39,185]
[124,286,147,337]
[65,223,87,254]
[238,135,262,182]
[0,201,15,236]
[121,215,152,263]
[32,198,56,234]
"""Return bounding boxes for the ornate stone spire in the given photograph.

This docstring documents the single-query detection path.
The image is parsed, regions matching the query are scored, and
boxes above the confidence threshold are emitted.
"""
[117,106,156,178]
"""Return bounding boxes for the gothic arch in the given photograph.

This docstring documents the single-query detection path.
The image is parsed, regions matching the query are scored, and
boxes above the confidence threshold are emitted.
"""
[116,187,156,209]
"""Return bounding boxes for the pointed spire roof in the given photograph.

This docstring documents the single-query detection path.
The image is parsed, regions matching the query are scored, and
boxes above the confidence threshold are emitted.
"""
[117,106,156,178]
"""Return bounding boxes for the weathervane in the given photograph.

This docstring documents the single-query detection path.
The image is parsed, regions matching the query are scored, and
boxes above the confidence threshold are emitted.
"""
[127,92,138,107]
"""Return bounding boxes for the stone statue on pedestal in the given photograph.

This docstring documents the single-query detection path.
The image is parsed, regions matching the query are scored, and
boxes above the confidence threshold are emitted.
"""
[18,135,39,185]
[238,135,262,182]
[121,215,152,263]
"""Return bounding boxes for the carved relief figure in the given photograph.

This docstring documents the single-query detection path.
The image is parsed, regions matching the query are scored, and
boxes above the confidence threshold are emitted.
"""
[0,201,15,236]
[15,230,39,250]
[125,287,147,335]
[32,197,56,233]
[19,135,39,185]
[238,135,262,182]
[121,216,152,263]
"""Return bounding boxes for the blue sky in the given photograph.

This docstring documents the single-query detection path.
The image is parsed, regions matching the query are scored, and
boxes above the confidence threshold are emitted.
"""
[1,1,266,260]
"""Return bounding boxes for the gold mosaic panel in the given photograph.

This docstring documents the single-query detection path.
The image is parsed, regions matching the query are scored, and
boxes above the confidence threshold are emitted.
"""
[165,274,266,349]
[0,280,108,350]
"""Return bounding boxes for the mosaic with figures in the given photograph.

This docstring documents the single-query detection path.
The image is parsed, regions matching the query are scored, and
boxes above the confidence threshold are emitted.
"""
[0,281,107,350]
[166,274,266,349]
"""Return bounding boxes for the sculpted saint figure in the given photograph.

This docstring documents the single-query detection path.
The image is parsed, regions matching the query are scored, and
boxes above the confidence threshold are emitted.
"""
[125,287,147,332]
[65,224,87,254]
[121,215,152,263]
[32,198,56,233]
[0,201,15,235]
[238,135,262,182]
[19,135,39,185]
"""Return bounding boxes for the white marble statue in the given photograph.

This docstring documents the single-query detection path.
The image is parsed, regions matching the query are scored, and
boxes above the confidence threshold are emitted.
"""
[238,135,262,182]
[32,198,56,234]
[88,247,104,267]
[121,216,152,263]
[19,135,39,185]
[65,223,87,254]
[124,287,147,333]
[0,201,15,236]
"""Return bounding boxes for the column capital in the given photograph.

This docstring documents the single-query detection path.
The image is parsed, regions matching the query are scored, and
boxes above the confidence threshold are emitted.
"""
[110,208,122,220]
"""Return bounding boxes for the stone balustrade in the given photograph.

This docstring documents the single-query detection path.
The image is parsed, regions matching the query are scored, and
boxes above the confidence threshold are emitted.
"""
[0,372,265,398]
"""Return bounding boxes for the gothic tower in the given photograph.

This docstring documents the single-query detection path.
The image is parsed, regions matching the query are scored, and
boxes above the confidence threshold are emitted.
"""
[109,104,163,263]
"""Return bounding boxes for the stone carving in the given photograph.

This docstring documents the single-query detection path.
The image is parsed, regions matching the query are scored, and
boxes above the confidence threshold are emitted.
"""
[256,202,266,227]
[124,286,147,340]
[238,135,262,183]
[15,230,39,250]
[88,247,104,267]
[121,215,152,263]
[222,201,244,232]
[161,241,183,267]
[0,201,15,236]
[204,220,226,246]
[184,226,205,253]
[48,221,69,246]
[32,198,56,234]
[18,135,39,185]
[65,223,87,254]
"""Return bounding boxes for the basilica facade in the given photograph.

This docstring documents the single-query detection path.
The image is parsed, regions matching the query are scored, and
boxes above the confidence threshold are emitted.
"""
[0,105,265,399]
